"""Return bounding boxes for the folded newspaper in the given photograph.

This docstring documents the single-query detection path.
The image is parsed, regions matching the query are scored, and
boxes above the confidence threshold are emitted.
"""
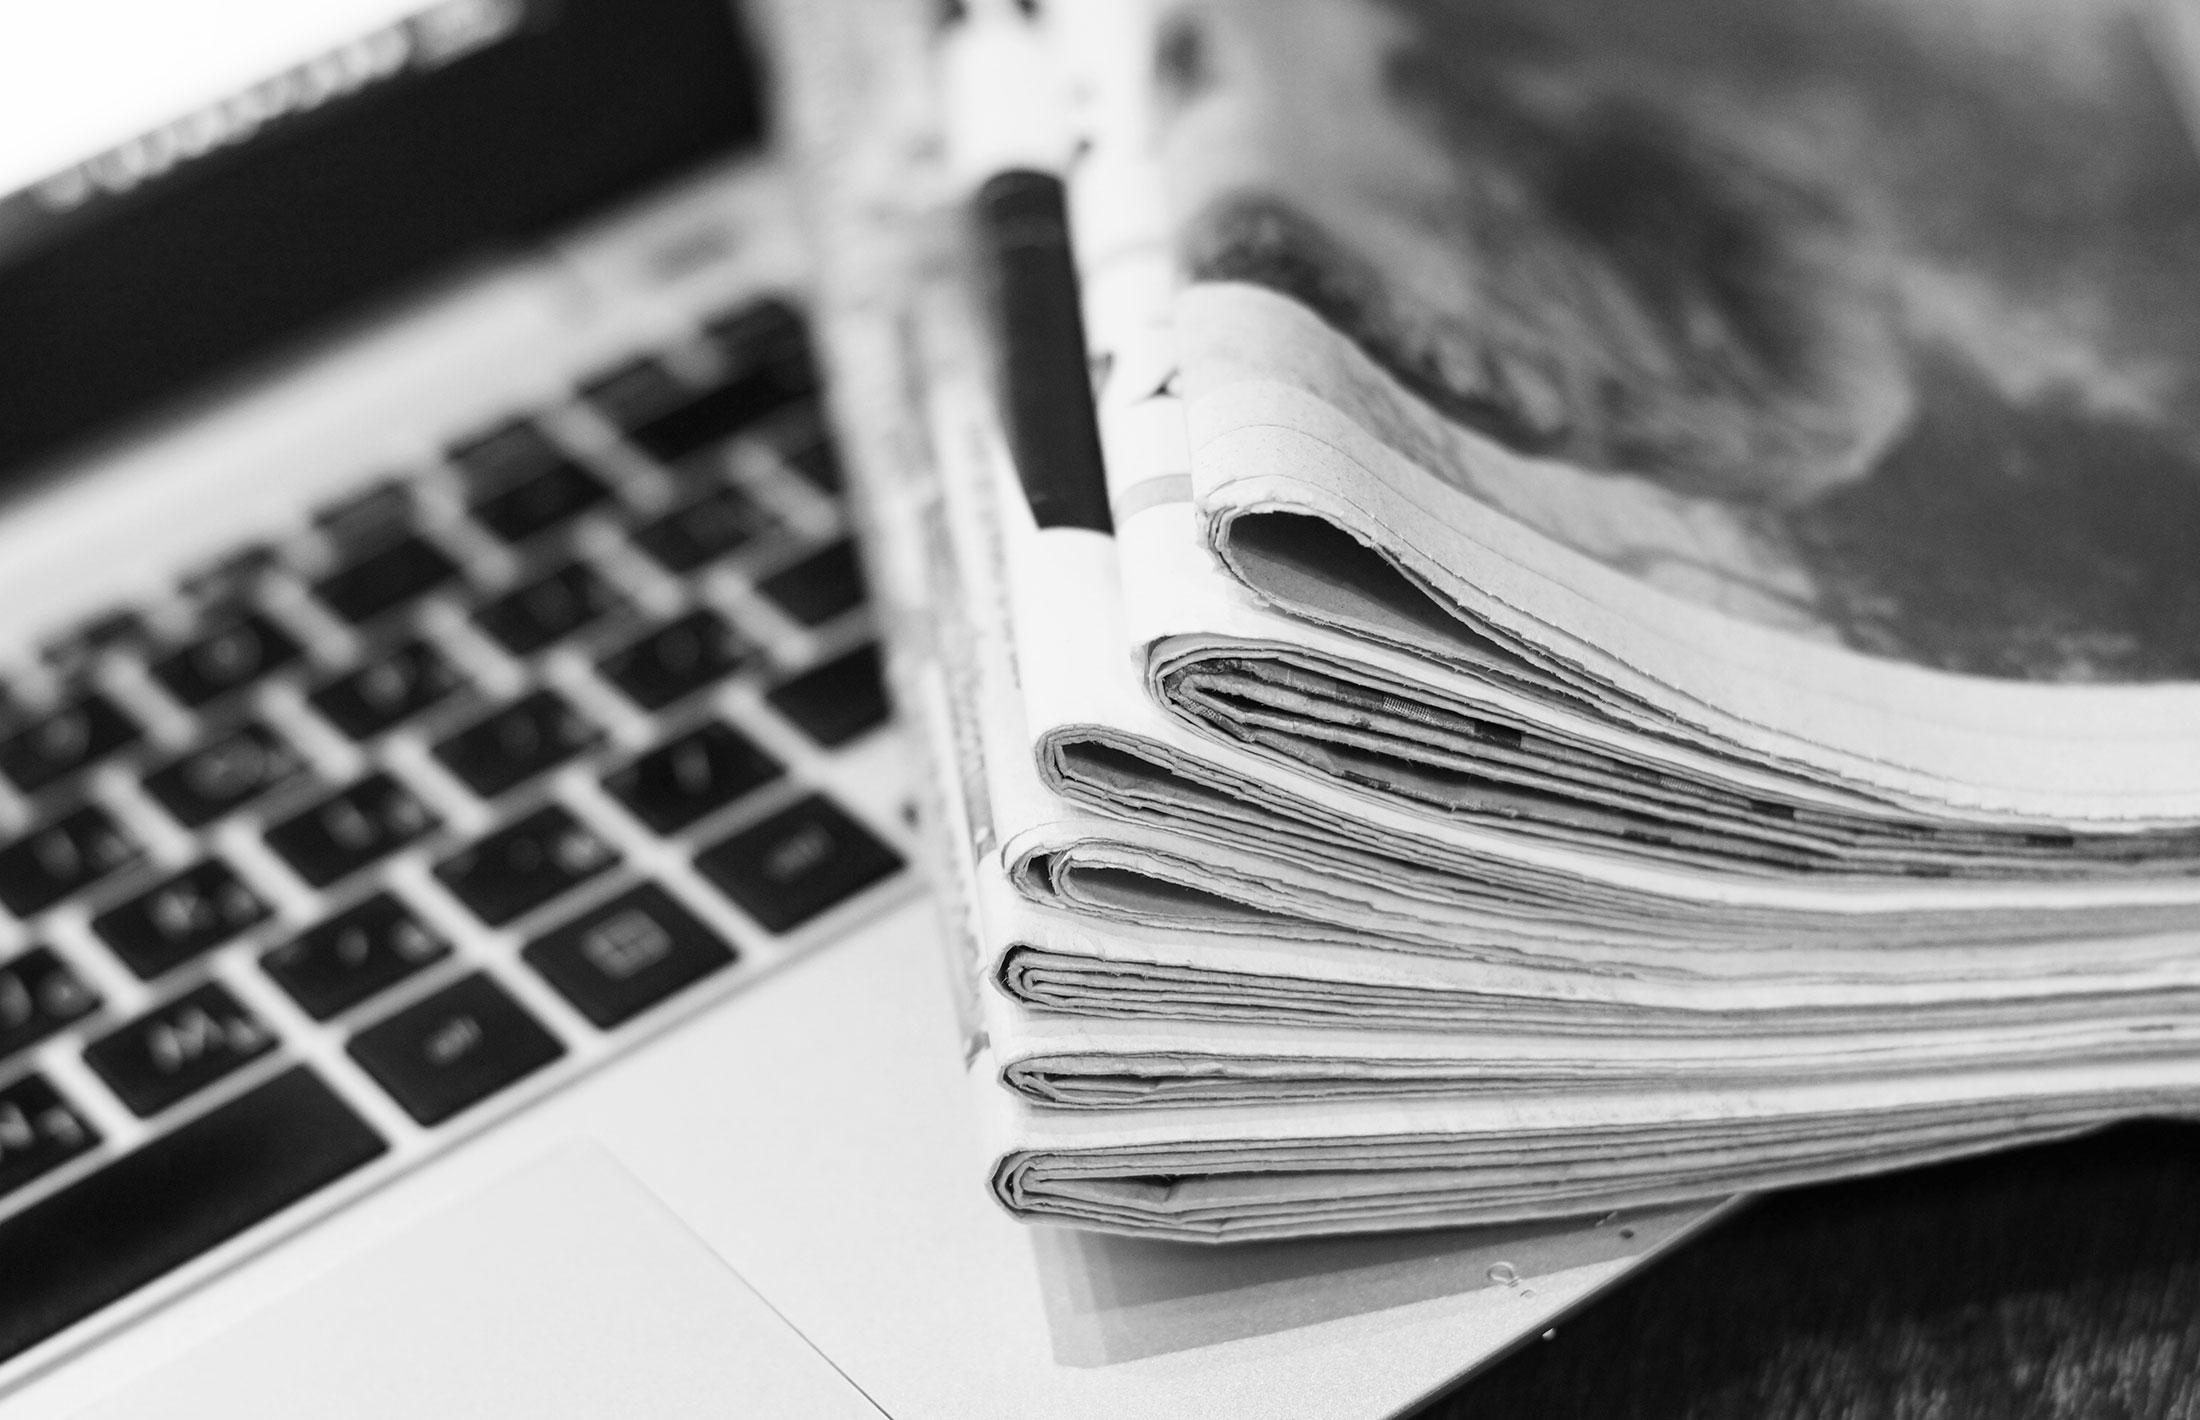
[790,0,2200,1240]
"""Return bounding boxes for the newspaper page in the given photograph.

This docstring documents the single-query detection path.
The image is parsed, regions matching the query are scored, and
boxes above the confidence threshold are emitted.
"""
[797,0,2200,1243]
[907,243,2200,1241]
[1148,0,2200,836]
[986,1052,2200,1240]
[1018,0,2200,967]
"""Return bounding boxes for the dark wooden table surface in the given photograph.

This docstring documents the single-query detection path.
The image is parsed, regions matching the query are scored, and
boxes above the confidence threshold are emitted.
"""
[1409,1123,2200,1420]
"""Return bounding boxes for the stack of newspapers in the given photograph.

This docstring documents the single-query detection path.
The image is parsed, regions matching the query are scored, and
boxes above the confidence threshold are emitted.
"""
[793,0,2200,1240]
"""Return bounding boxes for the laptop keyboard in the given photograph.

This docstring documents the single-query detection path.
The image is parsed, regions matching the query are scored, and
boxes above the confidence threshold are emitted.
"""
[0,295,904,1368]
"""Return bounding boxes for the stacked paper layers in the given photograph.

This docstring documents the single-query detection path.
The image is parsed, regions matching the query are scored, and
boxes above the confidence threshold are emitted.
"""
[819,0,2200,1240]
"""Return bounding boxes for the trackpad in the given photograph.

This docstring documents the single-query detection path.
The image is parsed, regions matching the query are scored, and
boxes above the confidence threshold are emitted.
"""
[81,1145,883,1420]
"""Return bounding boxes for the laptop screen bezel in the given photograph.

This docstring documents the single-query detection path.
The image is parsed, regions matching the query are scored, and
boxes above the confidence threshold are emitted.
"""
[0,0,767,489]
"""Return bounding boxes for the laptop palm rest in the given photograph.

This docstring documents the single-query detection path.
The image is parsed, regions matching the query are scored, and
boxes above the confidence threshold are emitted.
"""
[76,1144,885,1420]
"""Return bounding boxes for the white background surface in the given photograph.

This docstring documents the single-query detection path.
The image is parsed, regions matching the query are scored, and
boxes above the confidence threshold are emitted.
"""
[0,0,423,198]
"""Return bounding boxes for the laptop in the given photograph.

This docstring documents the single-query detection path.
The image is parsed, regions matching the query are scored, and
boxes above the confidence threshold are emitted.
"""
[0,3,1727,1416]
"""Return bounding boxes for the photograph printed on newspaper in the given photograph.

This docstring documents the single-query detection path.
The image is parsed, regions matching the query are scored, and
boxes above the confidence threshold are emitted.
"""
[1150,0,2200,818]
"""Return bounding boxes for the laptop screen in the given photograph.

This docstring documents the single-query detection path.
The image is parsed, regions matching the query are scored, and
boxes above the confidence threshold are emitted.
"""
[0,0,764,487]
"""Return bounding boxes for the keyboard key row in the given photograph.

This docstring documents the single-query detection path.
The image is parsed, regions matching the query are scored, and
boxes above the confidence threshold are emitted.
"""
[0,787,889,1020]
[0,776,423,941]
[0,530,860,813]
[0,713,875,940]
[251,787,887,1064]
[320,602,865,761]
[0,663,879,939]
[305,578,863,772]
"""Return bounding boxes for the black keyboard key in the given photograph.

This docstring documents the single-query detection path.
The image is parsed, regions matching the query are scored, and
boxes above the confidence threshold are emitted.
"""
[706,299,818,387]
[0,807,142,917]
[596,610,748,712]
[470,464,610,545]
[628,376,787,464]
[264,773,439,889]
[780,435,843,494]
[0,1066,384,1365]
[94,860,272,980]
[435,805,618,927]
[766,643,889,747]
[261,893,448,1021]
[312,535,459,625]
[0,1074,98,1202]
[525,883,735,1028]
[143,724,307,829]
[311,479,416,555]
[178,545,281,606]
[0,694,140,795]
[695,795,901,934]
[150,613,301,708]
[580,356,692,432]
[0,948,99,1063]
[84,982,276,1118]
[474,561,623,656]
[310,641,463,740]
[39,611,150,674]
[432,691,599,799]
[630,486,770,573]
[757,539,866,627]
[629,303,816,459]
[447,419,563,486]
[604,723,780,835]
[349,973,563,1126]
